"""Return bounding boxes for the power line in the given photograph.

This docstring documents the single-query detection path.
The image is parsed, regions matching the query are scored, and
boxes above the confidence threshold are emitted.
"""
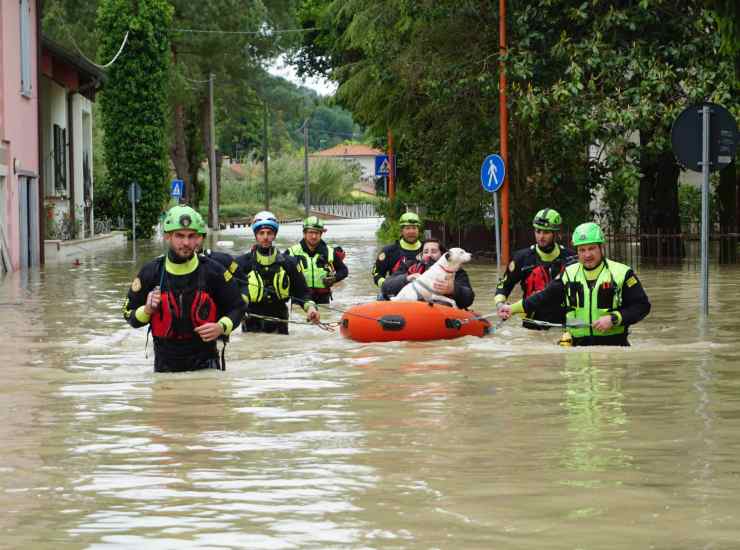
[172,27,321,36]
[65,23,129,69]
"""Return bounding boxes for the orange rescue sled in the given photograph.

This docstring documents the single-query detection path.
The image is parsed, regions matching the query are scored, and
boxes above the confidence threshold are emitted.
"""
[340,301,492,343]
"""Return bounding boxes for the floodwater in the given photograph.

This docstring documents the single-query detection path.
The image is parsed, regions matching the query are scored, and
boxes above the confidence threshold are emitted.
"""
[1,218,739,549]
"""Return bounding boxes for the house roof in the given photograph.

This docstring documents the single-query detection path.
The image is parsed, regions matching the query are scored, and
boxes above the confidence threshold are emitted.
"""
[312,144,383,158]
[41,35,106,96]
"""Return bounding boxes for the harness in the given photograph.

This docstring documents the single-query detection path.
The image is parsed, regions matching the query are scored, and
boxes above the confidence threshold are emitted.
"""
[523,245,565,298]
[150,257,217,339]
[247,249,291,304]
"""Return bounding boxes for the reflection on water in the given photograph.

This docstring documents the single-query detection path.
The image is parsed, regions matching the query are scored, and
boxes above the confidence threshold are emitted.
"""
[1,218,740,549]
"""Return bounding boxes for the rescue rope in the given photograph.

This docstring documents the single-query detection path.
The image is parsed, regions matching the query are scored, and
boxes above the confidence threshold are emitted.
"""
[244,312,339,332]
[523,319,590,329]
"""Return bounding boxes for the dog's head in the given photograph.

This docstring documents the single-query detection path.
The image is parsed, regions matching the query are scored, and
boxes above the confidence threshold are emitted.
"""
[439,247,471,270]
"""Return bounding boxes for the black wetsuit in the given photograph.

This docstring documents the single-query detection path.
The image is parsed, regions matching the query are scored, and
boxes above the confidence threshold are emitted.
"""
[234,246,314,334]
[123,252,245,372]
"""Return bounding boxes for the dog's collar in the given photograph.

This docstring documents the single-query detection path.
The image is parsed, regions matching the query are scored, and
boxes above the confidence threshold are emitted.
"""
[439,265,455,274]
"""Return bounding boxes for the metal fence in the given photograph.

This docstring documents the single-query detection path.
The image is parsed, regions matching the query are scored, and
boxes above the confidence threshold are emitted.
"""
[311,203,379,218]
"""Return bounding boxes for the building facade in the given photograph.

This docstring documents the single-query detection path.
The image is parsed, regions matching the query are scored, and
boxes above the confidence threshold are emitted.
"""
[0,0,41,272]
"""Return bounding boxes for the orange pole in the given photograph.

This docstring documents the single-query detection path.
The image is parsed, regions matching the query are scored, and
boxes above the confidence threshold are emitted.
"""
[387,128,395,199]
[498,0,510,265]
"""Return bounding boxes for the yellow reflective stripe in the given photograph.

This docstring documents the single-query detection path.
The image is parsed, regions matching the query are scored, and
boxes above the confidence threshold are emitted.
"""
[494,294,507,304]
[228,261,238,274]
[135,305,151,323]
[217,316,233,336]
[400,239,421,251]
[377,277,385,288]
[274,270,290,299]
[247,271,263,302]
[510,300,525,315]
[166,254,199,275]
[535,244,560,262]
[613,311,623,326]
[255,249,277,266]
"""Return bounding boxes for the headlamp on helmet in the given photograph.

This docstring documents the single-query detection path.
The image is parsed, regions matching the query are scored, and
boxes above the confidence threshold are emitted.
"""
[163,205,205,234]
[303,216,325,231]
[399,212,422,228]
[532,208,562,231]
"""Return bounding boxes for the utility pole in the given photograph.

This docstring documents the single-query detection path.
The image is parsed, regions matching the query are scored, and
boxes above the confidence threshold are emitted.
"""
[499,0,510,265]
[208,72,219,229]
[303,118,310,217]
[263,102,269,210]
[387,128,395,199]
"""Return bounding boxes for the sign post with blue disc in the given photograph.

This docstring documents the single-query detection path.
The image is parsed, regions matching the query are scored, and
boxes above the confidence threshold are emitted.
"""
[481,154,506,272]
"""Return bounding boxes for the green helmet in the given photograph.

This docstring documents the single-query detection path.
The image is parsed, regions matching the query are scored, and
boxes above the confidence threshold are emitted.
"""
[399,212,422,228]
[194,211,207,235]
[532,208,562,231]
[572,222,605,247]
[162,205,204,234]
[303,216,325,231]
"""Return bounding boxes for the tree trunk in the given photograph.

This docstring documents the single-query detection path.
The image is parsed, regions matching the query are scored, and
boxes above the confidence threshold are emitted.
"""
[638,130,684,260]
[718,159,737,263]
[170,100,194,202]
[509,115,534,250]
[201,95,213,227]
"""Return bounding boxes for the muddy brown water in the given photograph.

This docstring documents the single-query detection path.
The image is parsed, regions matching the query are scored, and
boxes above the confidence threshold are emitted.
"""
[1,219,739,549]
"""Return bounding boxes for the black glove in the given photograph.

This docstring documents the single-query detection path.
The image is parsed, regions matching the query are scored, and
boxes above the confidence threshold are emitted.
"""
[322,275,337,287]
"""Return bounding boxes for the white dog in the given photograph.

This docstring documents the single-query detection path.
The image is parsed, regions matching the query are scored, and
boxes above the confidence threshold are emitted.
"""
[392,247,471,307]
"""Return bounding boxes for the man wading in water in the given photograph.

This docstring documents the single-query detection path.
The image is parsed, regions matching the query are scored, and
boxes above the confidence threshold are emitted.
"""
[122,206,246,372]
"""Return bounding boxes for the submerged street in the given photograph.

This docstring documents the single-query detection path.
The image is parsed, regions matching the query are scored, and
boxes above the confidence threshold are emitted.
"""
[1,218,739,549]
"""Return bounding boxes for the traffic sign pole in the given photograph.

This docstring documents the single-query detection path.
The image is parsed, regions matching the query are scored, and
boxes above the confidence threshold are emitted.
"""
[493,192,501,273]
[132,189,136,263]
[671,102,738,323]
[701,105,710,317]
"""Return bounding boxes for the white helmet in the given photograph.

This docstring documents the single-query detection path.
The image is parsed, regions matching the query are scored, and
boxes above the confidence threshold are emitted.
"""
[251,211,279,235]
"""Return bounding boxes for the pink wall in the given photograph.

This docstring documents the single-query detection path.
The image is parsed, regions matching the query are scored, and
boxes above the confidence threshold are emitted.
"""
[1,0,39,270]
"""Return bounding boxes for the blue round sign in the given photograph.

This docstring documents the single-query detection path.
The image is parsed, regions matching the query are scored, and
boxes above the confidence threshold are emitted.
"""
[480,154,505,192]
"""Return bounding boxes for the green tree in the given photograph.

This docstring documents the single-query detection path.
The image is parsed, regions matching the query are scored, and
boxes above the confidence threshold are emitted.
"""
[294,0,736,258]
[97,0,173,238]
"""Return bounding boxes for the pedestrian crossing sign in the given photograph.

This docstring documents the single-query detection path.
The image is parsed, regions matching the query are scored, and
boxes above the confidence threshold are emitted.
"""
[171,179,184,198]
[375,155,391,177]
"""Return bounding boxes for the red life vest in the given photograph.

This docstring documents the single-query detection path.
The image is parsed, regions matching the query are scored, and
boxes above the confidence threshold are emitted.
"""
[406,262,427,275]
[151,262,218,339]
[524,264,552,298]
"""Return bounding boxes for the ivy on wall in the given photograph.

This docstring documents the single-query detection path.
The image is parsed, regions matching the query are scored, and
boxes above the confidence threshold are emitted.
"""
[97,0,173,238]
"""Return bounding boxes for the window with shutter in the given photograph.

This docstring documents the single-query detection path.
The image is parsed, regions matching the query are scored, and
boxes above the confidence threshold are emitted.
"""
[20,0,32,97]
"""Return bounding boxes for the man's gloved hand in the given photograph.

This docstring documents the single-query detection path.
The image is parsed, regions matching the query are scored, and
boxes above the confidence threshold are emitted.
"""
[306,306,320,324]
[322,275,337,287]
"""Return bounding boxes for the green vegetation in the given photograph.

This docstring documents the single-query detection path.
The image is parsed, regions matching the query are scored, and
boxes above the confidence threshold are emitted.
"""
[293,0,738,243]
[197,156,373,222]
[97,0,172,238]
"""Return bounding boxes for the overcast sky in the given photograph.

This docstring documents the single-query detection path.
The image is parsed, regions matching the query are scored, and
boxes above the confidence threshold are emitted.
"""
[268,55,337,96]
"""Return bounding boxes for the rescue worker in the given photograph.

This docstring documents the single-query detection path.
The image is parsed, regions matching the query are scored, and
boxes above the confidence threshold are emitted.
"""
[235,211,319,334]
[495,208,576,329]
[381,238,475,308]
[192,211,245,286]
[285,216,348,304]
[497,222,651,346]
[373,211,423,296]
[122,205,246,372]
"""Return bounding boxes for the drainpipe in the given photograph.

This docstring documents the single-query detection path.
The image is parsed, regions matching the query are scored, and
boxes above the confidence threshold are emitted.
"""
[36,0,44,263]
[67,91,75,236]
